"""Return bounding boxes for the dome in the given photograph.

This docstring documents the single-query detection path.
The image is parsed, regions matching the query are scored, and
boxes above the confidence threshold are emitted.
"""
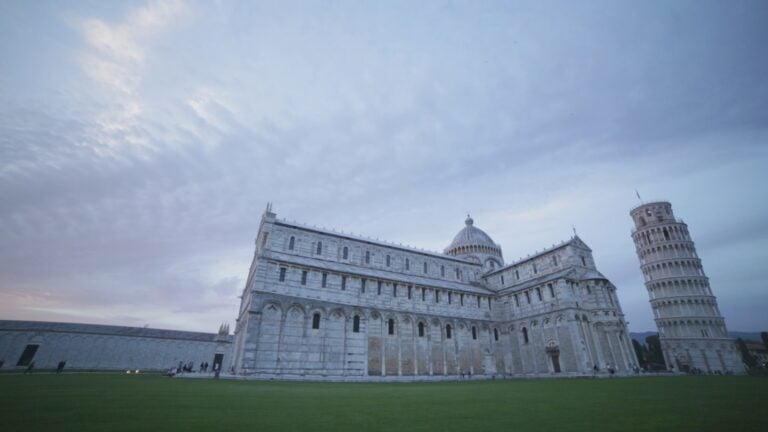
[444,216,503,263]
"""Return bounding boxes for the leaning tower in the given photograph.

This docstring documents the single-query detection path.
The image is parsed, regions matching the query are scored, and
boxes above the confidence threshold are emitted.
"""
[629,201,743,373]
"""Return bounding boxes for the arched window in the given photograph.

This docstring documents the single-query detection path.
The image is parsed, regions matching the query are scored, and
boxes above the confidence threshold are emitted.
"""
[405,258,410,270]
[316,242,322,255]
[494,328,499,341]
[342,246,348,260]
[386,255,391,267]
[522,327,529,344]
[418,322,425,337]
[388,318,395,335]
[441,265,445,277]
[472,326,477,340]
[663,228,670,241]
[365,250,370,264]
[289,236,295,251]
[423,262,428,273]
[446,324,452,339]
[312,313,321,329]
[353,315,360,333]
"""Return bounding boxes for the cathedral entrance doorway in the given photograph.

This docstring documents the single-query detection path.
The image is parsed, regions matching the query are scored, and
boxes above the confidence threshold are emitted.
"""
[546,342,561,373]
[212,353,224,372]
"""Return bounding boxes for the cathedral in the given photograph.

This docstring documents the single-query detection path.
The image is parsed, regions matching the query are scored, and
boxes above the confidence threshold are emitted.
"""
[232,205,637,379]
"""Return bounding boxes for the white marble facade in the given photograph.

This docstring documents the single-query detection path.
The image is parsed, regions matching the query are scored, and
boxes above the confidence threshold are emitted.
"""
[232,208,637,379]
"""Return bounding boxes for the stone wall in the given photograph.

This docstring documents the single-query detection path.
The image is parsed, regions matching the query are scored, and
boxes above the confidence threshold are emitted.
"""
[0,320,232,372]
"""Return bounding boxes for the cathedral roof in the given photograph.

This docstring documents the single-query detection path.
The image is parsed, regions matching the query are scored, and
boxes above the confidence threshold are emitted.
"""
[444,216,500,255]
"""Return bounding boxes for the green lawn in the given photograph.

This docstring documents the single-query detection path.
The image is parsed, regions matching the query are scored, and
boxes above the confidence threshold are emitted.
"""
[1,374,766,432]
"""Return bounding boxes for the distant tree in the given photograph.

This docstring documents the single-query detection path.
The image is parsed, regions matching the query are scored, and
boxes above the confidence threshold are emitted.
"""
[736,338,757,369]
[632,339,648,366]
[645,334,665,366]
[761,332,768,349]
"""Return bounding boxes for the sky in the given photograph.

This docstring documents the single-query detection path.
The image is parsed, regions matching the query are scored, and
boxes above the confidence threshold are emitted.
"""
[1,0,767,334]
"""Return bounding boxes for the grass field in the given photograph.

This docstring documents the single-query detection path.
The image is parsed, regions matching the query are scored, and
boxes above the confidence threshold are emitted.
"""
[1,374,766,432]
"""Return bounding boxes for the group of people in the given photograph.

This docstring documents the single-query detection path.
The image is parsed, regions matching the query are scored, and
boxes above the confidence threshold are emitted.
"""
[168,361,218,376]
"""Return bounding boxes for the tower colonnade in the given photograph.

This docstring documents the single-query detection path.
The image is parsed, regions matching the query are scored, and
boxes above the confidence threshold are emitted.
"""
[630,201,743,373]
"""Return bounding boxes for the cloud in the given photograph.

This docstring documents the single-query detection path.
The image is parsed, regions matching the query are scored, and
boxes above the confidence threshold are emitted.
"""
[1,1,767,333]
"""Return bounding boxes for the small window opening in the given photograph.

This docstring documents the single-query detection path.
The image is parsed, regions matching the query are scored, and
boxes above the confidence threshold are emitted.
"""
[288,236,295,250]
[316,242,322,255]
[388,318,395,335]
[312,313,321,329]
[353,315,360,333]
[446,324,452,339]
[279,267,286,282]
[322,273,327,288]
[342,246,348,260]
[301,270,308,285]
[418,322,425,337]
[16,344,39,366]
